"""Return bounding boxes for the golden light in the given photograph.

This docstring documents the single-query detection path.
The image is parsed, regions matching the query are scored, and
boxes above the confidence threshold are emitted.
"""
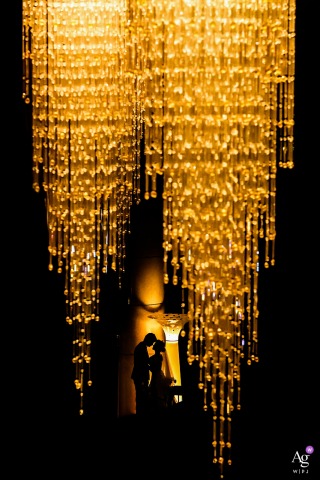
[133,257,164,311]
[150,313,188,387]
[23,0,144,415]
[23,0,295,473]
[143,0,295,474]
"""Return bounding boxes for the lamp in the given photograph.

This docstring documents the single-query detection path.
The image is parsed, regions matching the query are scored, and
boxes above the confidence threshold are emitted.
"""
[23,0,295,473]
[149,313,188,389]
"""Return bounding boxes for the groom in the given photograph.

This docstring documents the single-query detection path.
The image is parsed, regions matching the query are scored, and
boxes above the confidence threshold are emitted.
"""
[131,332,157,415]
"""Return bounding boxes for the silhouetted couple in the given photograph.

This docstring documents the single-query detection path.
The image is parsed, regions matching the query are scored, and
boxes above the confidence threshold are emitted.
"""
[131,333,175,415]
[148,339,176,413]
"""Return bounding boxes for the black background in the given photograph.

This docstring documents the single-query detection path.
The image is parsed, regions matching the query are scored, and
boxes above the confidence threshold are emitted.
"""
[9,1,319,479]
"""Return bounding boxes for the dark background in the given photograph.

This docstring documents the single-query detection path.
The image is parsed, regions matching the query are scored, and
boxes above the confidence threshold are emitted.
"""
[9,1,319,479]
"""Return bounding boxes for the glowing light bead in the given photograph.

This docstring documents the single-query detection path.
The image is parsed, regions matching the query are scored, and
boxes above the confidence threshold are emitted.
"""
[143,1,295,474]
[23,0,143,412]
[23,0,295,473]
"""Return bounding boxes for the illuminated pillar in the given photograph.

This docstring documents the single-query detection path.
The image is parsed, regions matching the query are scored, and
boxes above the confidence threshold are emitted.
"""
[118,199,165,416]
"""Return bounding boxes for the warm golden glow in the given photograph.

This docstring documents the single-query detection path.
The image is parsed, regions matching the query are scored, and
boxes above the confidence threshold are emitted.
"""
[166,342,181,387]
[22,0,144,414]
[150,313,188,390]
[151,313,187,343]
[23,0,295,472]
[142,0,295,474]
[118,306,164,416]
[133,257,164,310]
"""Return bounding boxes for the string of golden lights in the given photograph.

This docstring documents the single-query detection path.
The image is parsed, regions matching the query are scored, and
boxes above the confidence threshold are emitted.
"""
[23,0,295,473]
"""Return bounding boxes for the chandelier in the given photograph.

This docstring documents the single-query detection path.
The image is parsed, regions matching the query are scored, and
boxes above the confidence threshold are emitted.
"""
[23,0,144,414]
[23,0,295,473]
[143,0,295,473]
